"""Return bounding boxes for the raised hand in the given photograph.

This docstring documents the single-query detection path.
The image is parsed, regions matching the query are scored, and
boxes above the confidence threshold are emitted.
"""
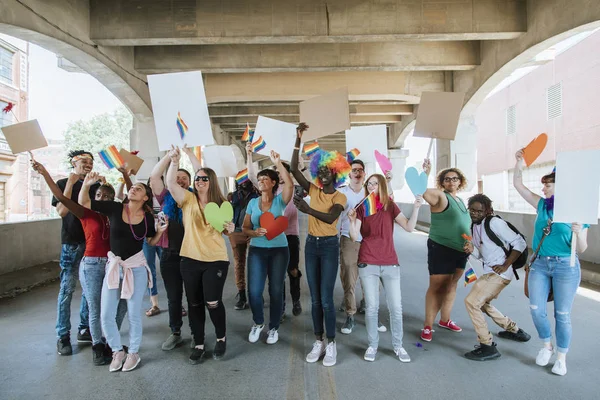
[515,149,525,170]
[414,195,424,208]
[254,227,267,237]
[572,222,583,234]
[423,159,431,176]
[245,141,252,156]
[98,175,107,185]
[181,144,192,155]
[31,160,47,175]
[168,145,181,163]
[83,171,99,187]
[385,170,393,181]
[269,150,281,165]
[296,122,309,139]
[67,172,80,186]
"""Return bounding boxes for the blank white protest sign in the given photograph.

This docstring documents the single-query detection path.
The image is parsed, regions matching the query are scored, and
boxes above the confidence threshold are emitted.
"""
[148,71,214,151]
[253,116,300,162]
[554,149,600,224]
[345,125,388,171]
[202,145,238,178]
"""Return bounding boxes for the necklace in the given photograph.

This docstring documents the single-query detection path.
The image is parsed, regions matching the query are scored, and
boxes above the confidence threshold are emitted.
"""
[125,204,147,241]
[100,214,110,241]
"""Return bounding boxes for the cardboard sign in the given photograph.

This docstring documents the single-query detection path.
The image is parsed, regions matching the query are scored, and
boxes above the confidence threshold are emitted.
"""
[202,145,238,177]
[253,116,300,162]
[299,87,350,141]
[147,71,214,151]
[413,92,465,140]
[119,149,144,175]
[345,125,387,165]
[554,149,600,225]
[1,120,48,154]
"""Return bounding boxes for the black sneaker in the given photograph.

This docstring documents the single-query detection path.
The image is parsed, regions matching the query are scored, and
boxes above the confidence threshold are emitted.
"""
[77,328,92,344]
[464,342,501,361]
[57,335,72,356]
[189,347,205,365]
[92,343,108,366]
[213,340,226,360]
[498,328,531,342]
[358,299,366,314]
[341,315,356,334]
[292,300,302,316]
[280,313,287,324]
[234,291,248,310]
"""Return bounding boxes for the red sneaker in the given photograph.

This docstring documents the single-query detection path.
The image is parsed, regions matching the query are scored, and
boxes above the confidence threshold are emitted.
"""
[420,326,433,342]
[438,319,462,332]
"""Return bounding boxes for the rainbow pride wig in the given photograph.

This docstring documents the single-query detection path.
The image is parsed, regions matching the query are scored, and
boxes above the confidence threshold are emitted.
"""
[309,149,351,189]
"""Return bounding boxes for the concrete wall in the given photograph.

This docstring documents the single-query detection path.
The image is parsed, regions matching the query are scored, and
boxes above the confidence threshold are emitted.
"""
[0,218,61,274]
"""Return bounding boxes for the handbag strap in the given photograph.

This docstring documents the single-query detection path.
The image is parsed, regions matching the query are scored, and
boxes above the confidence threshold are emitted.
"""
[527,218,552,269]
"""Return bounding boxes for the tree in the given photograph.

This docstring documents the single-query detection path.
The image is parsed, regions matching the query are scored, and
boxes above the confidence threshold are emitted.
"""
[63,106,133,185]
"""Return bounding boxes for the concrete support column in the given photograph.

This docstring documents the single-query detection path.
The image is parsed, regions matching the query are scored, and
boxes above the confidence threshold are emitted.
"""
[389,148,409,191]
[130,117,162,182]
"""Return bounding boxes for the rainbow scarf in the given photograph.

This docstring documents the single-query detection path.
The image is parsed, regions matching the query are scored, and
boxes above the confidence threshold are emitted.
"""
[176,112,188,139]
[98,145,124,169]
[346,148,360,163]
[235,168,249,185]
[251,136,266,153]
[304,142,320,157]
[464,267,477,286]
[162,188,193,224]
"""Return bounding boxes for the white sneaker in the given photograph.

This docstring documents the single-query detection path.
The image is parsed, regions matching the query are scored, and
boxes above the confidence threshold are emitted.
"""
[306,340,326,363]
[248,324,264,343]
[377,322,387,332]
[364,346,377,362]
[266,328,279,345]
[323,341,337,367]
[536,347,554,366]
[552,359,567,376]
[395,347,411,363]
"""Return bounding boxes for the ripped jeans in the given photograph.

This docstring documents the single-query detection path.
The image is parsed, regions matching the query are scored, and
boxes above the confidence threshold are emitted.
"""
[528,256,581,353]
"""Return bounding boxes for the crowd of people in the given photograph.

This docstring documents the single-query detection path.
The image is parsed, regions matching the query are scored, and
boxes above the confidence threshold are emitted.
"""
[32,123,589,376]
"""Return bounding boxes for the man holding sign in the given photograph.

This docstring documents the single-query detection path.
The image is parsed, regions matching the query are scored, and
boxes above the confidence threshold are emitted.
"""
[513,150,589,376]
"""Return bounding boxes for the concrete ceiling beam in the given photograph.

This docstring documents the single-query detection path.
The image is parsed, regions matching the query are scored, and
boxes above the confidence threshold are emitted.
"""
[213,115,402,125]
[208,104,413,117]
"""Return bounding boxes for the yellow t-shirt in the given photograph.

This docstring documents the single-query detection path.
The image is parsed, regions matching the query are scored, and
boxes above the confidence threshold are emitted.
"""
[307,184,347,237]
[179,191,228,262]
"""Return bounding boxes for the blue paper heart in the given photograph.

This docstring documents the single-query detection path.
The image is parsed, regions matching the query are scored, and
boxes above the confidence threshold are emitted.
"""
[405,167,428,196]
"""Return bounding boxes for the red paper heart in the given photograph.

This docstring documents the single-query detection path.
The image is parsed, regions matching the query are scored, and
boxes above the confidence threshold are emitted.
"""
[259,212,289,241]
[523,133,548,167]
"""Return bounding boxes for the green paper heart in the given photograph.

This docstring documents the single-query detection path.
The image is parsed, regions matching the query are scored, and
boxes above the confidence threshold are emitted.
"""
[204,202,233,232]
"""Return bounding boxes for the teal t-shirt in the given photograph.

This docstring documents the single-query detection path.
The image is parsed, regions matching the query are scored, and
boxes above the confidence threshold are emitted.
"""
[246,193,288,248]
[533,198,590,257]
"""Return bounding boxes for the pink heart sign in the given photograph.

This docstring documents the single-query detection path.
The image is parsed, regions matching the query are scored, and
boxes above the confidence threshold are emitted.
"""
[374,150,392,173]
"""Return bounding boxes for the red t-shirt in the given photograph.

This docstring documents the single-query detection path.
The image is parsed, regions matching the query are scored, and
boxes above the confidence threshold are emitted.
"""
[80,208,111,257]
[357,202,401,265]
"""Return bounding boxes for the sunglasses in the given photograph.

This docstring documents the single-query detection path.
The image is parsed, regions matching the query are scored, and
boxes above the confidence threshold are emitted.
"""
[195,176,209,182]
[443,177,461,182]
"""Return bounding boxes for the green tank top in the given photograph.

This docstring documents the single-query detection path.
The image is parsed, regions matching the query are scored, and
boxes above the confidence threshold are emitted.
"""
[429,192,471,252]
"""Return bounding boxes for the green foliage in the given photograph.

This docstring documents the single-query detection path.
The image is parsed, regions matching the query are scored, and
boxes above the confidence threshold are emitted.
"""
[63,106,132,186]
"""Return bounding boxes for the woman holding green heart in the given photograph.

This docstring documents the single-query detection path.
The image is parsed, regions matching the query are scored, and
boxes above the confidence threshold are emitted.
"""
[166,146,235,365]
[243,150,294,345]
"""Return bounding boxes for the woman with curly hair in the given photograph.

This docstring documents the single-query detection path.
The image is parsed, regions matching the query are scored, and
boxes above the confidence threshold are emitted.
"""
[291,123,349,367]
[419,159,471,343]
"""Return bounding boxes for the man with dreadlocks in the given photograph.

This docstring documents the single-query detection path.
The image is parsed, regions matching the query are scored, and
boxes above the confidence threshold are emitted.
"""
[52,150,100,355]
[291,123,349,367]
[463,193,530,361]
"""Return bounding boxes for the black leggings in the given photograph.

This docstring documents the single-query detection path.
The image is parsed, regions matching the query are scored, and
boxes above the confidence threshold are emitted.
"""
[180,257,229,346]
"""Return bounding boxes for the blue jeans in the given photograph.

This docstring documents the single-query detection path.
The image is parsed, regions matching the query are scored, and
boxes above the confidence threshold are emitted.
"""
[143,241,162,297]
[101,265,148,353]
[79,257,127,345]
[528,256,581,353]
[305,235,339,340]
[247,246,289,330]
[359,265,404,350]
[56,243,89,337]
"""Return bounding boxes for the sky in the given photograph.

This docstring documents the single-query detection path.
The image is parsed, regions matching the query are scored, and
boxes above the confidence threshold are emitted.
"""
[28,44,123,139]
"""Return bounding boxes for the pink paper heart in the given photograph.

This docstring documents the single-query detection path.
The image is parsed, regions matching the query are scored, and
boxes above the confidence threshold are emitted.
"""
[374,150,392,173]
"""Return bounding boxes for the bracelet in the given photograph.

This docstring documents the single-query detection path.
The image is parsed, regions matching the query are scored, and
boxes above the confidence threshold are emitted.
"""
[301,167,307,172]
[294,147,300,150]
[117,177,125,184]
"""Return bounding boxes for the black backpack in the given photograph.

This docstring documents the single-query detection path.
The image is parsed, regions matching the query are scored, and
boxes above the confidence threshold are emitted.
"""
[483,215,529,280]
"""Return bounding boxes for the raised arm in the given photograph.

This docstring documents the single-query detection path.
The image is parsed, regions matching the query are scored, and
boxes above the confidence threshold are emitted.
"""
[79,171,100,211]
[271,150,293,204]
[246,142,259,190]
[421,158,444,209]
[294,195,344,225]
[513,149,541,209]
[395,195,423,232]
[290,123,312,191]
[149,154,170,196]
[182,144,202,173]
[55,173,80,218]
[166,147,187,205]
[385,170,395,200]
[33,161,85,219]
[147,222,168,246]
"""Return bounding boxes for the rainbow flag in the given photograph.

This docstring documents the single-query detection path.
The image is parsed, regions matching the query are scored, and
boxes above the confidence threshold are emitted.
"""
[241,123,254,142]
[176,112,188,139]
[363,191,378,217]
[304,142,320,157]
[464,267,477,286]
[251,136,267,153]
[193,146,202,160]
[235,168,249,185]
[98,145,125,169]
[346,148,360,163]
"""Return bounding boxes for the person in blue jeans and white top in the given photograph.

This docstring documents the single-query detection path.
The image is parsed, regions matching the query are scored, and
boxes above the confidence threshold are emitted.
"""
[513,149,589,376]
[347,173,422,363]
[243,150,293,345]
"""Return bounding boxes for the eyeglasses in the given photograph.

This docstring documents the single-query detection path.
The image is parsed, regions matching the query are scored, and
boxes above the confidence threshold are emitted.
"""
[366,181,378,187]
[195,176,209,182]
[352,168,364,173]
[468,208,485,215]
[443,177,461,182]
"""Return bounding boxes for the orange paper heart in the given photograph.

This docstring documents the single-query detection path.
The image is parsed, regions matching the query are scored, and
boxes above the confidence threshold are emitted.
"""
[259,212,289,241]
[523,133,548,167]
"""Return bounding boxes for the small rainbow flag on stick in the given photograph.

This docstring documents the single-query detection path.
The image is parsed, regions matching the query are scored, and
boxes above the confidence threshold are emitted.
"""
[193,146,202,160]
[98,145,125,169]
[251,136,267,153]
[235,168,249,185]
[464,267,477,287]
[346,148,360,163]
[304,142,320,157]
[176,112,188,139]
[241,123,254,142]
